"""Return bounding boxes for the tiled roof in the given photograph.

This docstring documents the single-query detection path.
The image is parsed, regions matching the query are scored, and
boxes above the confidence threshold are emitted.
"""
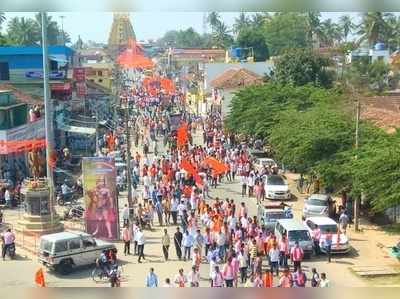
[0,83,43,106]
[210,67,264,89]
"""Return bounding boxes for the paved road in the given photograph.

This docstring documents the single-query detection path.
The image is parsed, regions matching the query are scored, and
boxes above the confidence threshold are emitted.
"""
[2,132,395,287]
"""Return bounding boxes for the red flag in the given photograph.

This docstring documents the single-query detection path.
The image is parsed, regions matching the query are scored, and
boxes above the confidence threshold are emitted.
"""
[35,268,46,287]
[180,159,203,187]
[176,123,188,148]
[204,156,229,175]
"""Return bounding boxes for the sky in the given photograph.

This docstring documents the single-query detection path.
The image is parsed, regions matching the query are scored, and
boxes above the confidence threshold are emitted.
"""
[3,12,361,44]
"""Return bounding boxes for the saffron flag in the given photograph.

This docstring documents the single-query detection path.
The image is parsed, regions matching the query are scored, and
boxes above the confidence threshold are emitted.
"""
[204,156,229,175]
[176,123,188,148]
[35,268,46,287]
[180,159,202,187]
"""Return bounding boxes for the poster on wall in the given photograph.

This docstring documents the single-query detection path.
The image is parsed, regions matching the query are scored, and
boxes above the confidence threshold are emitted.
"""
[82,157,119,240]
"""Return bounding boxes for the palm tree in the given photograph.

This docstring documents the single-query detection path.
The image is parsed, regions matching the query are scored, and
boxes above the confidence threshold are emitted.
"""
[7,17,40,45]
[386,15,400,51]
[306,12,324,44]
[357,12,393,47]
[212,21,233,49]
[339,15,355,42]
[207,12,221,30]
[250,12,270,27]
[0,12,5,30]
[34,13,62,45]
[321,19,342,47]
[233,12,250,35]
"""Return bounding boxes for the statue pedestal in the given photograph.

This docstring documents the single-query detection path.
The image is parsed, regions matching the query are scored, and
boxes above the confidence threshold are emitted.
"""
[17,178,63,235]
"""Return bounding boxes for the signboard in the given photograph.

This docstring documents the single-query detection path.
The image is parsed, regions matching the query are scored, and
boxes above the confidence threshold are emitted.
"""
[76,82,87,97]
[82,157,119,240]
[51,82,72,91]
[25,71,65,79]
[73,68,86,82]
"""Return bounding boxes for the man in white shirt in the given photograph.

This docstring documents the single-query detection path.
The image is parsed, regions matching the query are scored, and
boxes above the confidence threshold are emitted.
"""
[163,278,173,287]
[122,204,130,226]
[182,230,194,261]
[269,243,280,276]
[216,230,226,262]
[136,228,146,263]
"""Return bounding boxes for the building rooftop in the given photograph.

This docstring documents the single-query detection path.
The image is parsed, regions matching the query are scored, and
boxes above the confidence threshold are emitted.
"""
[210,67,264,90]
[0,45,74,56]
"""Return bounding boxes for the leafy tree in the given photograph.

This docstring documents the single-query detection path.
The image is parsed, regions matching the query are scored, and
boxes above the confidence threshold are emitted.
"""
[211,21,233,49]
[264,12,309,56]
[207,12,221,30]
[306,12,324,45]
[339,15,356,42]
[34,13,62,45]
[250,12,271,27]
[367,59,389,93]
[320,18,342,46]
[157,28,206,48]
[273,48,334,88]
[236,26,269,61]
[386,15,400,51]
[0,12,5,30]
[233,12,250,35]
[6,17,40,45]
[357,12,393,47]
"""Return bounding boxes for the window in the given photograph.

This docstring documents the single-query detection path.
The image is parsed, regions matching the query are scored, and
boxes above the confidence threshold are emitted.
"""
[40,239,53,252]
[98,79,103,83]
[0,62,10,80]
[82,238,96,248]
[68,239,81,250]
[97,71,103,76]
[54,241,68,253]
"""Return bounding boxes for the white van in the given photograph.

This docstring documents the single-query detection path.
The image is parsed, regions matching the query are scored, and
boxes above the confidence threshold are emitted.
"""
[275,219,313,258]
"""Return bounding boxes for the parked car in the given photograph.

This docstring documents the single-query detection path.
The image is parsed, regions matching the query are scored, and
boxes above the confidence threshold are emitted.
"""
[275,218,313,258]
[38,231,116,275]
[302,194,336,218]
[254,158,277,172]
[257,202,293,231]
[264,175,291,200]
[304,216,351,254]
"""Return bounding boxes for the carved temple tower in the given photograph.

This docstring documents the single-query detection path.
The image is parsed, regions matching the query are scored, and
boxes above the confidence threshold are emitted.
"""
[107,13,136,59]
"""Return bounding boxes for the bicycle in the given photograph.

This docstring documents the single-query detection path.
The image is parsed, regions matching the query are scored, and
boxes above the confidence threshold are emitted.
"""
[91,262,125,284]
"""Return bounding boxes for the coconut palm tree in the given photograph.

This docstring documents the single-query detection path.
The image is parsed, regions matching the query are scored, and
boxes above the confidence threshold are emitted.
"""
[306,12,324,45]
[357,12,393,47]
[7,17,40,45]
[0,12,5,30]
[386,15,400,51]
[250,12,271,27]
[233,12,250,35]
[321,19,342,47]
[212,21,233,49]
[339,15,355,42]
[34,13,63,45]
[207,12,221,30]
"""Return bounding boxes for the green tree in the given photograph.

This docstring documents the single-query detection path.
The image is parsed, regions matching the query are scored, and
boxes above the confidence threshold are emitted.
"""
[339,15,356,42]
[207,12,221,30]
[34,13,63,45]
[233,12,250,35]
[386,15,400,51]
[0,12,5,30]
[273,48,334,88]
[306,12,324,45]
[264,12,309,56]
[357,12,393,47]
[321,18,342,46]
[157,28,207,48]
[6,17,40,45]
[211,21,233,48]
[367,59,389,93]
[236,26,269,61]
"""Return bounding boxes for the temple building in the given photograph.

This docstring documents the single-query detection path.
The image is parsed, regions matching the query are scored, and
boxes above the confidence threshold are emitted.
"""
[107,13,136,59]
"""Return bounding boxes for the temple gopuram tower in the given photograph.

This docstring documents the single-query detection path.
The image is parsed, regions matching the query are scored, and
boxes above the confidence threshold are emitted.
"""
[108,13,136,59]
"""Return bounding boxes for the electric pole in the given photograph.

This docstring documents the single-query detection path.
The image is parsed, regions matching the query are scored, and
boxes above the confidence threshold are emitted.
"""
[125,95,133,208]
[354,93,361,232]
[59,15,65,46]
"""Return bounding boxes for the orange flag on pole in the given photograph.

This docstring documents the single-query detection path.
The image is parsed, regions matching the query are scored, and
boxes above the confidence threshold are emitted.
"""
[204,156,229,175]
[180,158,203,187]
[35,268,46,287]
[176,123,188,148]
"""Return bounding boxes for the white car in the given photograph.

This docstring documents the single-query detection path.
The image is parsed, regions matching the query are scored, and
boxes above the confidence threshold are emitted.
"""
[254,158,277,172]
[264,175,291,200]
[304,216,351,254]
[38,231,116,275]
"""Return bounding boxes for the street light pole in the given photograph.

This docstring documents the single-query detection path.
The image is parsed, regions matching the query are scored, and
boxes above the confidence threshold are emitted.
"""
[59,15,65,46]
[354,94,361,232]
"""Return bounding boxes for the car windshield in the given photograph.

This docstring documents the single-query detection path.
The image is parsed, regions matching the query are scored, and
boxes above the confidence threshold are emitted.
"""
[288,230,310,242]
[267,176,285,185]
[307,199,328,206]
[262,160,274,166]
[40,239,53,252]
[319,224,338,234]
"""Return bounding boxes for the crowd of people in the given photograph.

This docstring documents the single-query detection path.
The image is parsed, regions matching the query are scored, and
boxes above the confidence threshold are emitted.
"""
[112,80,332,288]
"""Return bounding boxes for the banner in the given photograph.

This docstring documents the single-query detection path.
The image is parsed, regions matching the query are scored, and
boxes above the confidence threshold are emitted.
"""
[82,157,119,240]
[73,67,86,82]
[25,71,65,79]
[180,158,202,187]
[176,122,188,148]
[204,156,229,175]
[76,82,87,97]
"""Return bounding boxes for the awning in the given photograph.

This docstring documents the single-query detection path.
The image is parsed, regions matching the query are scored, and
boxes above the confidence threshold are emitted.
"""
[51,82,72,91]
[49,55,69,66]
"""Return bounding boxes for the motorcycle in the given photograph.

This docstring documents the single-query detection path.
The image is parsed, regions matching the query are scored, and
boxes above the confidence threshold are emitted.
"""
[56,191,80,206]
[63,205,85,220]
[7,243,16,259]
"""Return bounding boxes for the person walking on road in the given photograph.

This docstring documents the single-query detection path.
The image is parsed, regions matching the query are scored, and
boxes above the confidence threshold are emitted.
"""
[269,243,280,276]
[278,234,289,268]
[311,268,320,287]
[122,224,131,255]
[312,224,321,255]
[146,268,158,287]
[290,241,304,272]
[174,268,188,287]
[324,229,333,263]
[161,228,170,261]
[293,266,307,287]
[182,230,194,261]
[174,227,183,260]
[320,273,330,287]
[136,228,146,263]
[188,265,200,287]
